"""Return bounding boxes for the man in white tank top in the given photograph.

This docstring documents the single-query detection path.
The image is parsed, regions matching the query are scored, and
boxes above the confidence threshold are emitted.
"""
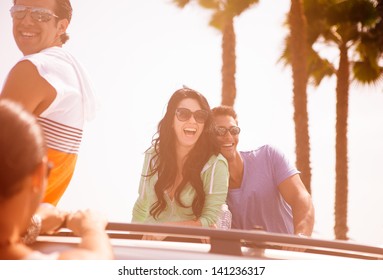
[1,0,96,206]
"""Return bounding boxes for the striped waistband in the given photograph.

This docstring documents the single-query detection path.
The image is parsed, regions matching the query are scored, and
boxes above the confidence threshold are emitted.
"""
[38,117,83,154]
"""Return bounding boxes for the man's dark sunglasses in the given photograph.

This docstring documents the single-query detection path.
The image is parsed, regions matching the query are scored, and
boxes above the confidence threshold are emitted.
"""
[214,126,241,136]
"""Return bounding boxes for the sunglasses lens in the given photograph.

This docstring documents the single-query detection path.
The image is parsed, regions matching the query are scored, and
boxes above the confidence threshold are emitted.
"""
[229,127,240,135]
[215,127,227,136]
[31,11,52,22]
[10,7,27,19]
[16,12,26,19]
[215,126,240,136]
[176,108,208,123]
[194,110,208,123]
[176,108,191,122]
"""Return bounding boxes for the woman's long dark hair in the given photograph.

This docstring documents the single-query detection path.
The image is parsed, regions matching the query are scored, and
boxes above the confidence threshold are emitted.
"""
[147,88,218,219]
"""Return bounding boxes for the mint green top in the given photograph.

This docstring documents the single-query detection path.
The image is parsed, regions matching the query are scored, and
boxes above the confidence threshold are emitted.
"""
[132,148,229,227]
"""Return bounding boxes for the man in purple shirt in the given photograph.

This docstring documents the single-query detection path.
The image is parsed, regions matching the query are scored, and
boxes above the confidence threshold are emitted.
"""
[212,106,314,236]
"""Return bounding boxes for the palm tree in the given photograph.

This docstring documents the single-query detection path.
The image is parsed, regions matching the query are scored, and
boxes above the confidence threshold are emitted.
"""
[307,0,380,240]
[279,1,337,194]
[326,0,381,240]
[287,0,312,193]
[281,0,382,240]
[172,0,259,106]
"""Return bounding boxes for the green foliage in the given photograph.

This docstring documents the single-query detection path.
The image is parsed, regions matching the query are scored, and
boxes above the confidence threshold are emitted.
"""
[353,60,383,84]
[172,0,260,31]
[280,0,383,87]
[209,10,226,30]
[226,0,260,17]
[326,0,378,26]
[278,35,335,86]
[307,49,336,86]
[172,0,191,8]
[358,33,381,62]
[197,0,220,9]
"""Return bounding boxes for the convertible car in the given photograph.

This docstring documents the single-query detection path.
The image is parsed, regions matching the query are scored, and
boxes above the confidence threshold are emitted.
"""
[33,222,383,260]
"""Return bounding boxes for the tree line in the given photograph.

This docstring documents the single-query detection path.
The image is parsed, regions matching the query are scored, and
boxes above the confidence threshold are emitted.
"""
[172,0,383,240]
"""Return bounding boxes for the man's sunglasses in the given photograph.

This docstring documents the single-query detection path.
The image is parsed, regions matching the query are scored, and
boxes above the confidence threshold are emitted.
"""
[175,108,209,124]
[214,126,241,136]
[10,5,59,23]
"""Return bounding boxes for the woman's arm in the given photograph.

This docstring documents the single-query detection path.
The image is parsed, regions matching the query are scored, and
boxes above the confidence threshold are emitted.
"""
[132,152,152,222]
[199,156,229,227]
[58,209,114,260]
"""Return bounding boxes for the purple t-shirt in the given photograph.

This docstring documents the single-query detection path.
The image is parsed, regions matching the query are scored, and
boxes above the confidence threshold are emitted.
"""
[227,145,299,234]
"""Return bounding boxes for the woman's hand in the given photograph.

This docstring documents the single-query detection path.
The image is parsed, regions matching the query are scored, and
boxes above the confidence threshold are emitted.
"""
[36,203,67,234]
[65,209,108,237]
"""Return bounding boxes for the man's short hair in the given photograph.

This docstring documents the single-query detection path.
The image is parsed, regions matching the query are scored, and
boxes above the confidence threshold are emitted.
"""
[54,0,72,44]
[211,105,238,122]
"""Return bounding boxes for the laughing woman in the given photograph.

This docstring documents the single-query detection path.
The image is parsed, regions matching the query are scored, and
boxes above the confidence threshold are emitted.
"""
[132,88,229,230]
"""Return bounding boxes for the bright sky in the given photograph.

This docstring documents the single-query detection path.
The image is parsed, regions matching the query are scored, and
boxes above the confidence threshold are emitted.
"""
[1,0,383,246]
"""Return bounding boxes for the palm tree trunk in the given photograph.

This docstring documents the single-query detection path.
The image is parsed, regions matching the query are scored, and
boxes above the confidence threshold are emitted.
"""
[221,17,237,107]
[334,42,349,240]
[289,0,312,193]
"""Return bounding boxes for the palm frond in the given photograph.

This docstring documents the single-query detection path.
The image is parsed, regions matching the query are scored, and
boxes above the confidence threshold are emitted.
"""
[353,59,383,84]
[227,0,260,17]
[197,0,220,10]
[208,10,226,30]
[307,49,336,86]
[172,0,192,8]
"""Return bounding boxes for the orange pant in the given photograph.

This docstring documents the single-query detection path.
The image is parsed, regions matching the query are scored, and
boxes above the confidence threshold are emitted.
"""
[43,148,78,206]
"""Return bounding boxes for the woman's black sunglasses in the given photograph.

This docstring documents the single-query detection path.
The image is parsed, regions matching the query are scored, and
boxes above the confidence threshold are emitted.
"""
[175,108,208,124]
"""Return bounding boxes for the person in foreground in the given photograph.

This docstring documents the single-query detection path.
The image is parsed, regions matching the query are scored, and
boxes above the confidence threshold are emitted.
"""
[0,99,113,260]
[132,88,229,234]
[1,0,96,206]
[211,105,314,236]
